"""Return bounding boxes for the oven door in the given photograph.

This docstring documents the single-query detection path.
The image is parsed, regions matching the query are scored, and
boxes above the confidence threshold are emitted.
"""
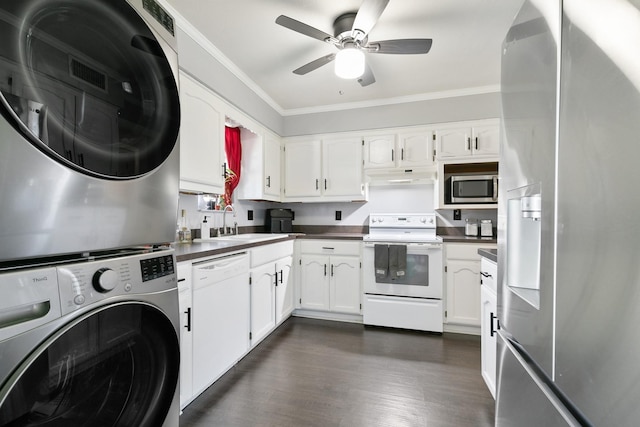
[363,241,443,299]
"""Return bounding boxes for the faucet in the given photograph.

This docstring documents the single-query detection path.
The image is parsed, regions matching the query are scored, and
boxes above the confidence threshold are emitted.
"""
[222,204,236,235]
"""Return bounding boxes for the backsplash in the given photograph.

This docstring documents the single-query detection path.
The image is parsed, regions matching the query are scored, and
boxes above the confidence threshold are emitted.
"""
[178,183,496,235]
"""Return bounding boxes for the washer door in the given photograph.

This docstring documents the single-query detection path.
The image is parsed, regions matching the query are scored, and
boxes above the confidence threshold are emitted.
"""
[0,303,179,427]
[0,0,180,178]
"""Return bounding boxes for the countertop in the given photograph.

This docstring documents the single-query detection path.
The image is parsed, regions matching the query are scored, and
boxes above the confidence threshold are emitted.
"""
[477,248,498,262]
[174,230,497,263]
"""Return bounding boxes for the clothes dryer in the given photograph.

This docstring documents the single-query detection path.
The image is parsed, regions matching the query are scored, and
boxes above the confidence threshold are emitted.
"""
[0,0,181,264]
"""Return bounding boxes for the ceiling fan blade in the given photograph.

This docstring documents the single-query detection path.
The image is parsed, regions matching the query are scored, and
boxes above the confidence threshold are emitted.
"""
[293,53,337,75]
[367,38,433,54]
[276,15,334,43]
[357,63,376,87]
[352,0,390,41]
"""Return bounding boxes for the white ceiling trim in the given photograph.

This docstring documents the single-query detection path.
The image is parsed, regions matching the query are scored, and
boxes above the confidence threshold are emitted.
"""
[280,85,501,116]
[159,0,501,117]
[158,0,286,115]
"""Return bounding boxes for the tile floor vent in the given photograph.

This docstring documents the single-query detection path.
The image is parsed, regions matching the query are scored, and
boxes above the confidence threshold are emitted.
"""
[70,57,107,92]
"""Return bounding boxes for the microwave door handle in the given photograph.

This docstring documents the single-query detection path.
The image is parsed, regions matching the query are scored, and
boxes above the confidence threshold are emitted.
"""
[492,176,498,201]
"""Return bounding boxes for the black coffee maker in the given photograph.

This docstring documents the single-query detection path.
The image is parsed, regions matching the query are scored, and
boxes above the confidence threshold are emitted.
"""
[265,209,293,233]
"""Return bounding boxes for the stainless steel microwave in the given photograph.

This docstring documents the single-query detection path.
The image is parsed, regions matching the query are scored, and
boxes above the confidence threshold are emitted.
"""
[448,174,498,203]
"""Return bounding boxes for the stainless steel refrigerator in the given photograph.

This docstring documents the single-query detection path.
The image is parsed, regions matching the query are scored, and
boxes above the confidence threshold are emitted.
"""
[496,0,640,425]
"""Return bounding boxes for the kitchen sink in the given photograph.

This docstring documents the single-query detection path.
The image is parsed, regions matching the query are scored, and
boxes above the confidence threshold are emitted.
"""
[195,233,287,244]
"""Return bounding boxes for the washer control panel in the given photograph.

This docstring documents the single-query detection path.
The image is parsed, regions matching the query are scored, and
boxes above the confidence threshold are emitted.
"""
[57,250,176,316]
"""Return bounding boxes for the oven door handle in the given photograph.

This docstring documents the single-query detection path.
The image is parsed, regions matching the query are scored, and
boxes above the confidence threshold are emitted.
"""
[364,242,442,250]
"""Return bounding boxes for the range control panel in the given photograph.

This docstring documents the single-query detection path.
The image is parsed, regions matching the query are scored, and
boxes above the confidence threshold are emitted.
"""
[369,213,436,229]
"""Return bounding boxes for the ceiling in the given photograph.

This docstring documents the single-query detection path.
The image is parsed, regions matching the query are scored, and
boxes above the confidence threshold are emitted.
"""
[164,0,523,114]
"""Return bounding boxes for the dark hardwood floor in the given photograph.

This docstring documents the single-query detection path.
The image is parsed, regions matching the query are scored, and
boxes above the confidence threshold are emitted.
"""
[180,317,494,427]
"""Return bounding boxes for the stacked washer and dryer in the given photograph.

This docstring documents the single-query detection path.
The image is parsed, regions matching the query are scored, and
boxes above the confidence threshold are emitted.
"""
[0,1,182,426]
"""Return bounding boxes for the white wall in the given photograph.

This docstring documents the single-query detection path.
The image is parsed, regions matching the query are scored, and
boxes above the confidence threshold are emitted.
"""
[179,183,435,233]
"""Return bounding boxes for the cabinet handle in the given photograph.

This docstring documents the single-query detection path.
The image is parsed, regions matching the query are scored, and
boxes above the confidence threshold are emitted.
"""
[274,272,278,286]
[322,247,335,250]
[177,278,186,282]
[481,271,493,278]
[466,137,471,151]
[401,148,404,161]
[316,179,319,190]
[279,269,284,284]
[331,264,334,276]
[324,179,327,190]
[185,307,191,332]
[490,312,499,337]
[475,137,479,150]
[324,264,327,276]
[391,149,394,162]
[266,175,271,188]
[222,162,227,178]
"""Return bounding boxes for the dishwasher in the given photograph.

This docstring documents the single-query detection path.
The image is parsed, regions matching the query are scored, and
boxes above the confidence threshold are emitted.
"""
[191,252,250,396]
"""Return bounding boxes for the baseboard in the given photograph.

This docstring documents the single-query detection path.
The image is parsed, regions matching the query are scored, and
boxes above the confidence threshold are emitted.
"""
[293,309,363,324]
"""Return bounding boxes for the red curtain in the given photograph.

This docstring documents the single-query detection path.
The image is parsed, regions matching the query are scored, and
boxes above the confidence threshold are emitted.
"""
[224,126,242,206]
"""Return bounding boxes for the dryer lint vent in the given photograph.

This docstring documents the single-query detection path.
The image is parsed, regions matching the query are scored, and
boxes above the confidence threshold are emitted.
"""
[70,57,107,92]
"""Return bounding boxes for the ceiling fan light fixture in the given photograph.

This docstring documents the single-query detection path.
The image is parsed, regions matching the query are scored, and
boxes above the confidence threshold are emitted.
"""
[334,48,365,79]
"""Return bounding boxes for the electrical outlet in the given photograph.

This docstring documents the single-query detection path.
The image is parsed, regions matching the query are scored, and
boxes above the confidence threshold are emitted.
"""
[247,210,253,221]
[453,209,462,220]
[335,210,342,221]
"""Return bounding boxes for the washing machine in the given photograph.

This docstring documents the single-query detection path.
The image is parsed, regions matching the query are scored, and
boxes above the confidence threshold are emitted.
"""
[0,0,181,264]
[0,248,180,426]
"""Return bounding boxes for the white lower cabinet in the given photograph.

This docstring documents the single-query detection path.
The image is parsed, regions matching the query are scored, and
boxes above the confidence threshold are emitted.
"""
[250,262,276,346]
[298,240,362,316]
[177,262,193,409]
[444,243,496,334]
[275,256,294,324]
[249,240,295,347]
[480,257,498,399]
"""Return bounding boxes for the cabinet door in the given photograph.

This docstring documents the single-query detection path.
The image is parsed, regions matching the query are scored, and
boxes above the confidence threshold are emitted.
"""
[322,137,363,197]
[299,255,330,310]
[481,285,498,399]
[363,134,396,168]
[330,255,361,314]
[275,256,294,324]
[179,72,225,193]
[263,136,282,198]
[445,259,481,326]
[436,126,472,159]
[472,124,500,157]
[284,140,322,197]
[398,130,434,167]
[250,263,276,346]
[177,262,193,408]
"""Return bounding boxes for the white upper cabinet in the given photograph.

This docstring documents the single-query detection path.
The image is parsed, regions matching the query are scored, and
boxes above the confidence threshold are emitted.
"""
[363,134,396,169]
[398,130,435,167]
[263,136,282,199]
[178,72,225,194]
[283,136,365,202]
[283,139,322,198]
[364,129,435,170]
[436,119,500,160]
[322,136,364,197]
[236,130,282,202]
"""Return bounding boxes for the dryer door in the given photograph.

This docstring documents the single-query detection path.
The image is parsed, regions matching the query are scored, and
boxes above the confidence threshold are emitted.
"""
[0,303,179,427]
[0,0,180,179]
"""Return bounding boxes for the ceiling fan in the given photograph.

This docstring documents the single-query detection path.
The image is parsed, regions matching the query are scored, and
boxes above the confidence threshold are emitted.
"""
[275,0,432,87]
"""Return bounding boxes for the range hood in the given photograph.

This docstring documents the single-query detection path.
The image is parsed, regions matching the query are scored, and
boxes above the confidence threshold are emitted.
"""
[364,167,437,186]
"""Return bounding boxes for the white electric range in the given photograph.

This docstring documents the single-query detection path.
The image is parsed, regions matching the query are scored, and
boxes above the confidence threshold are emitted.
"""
[362,213,443,332]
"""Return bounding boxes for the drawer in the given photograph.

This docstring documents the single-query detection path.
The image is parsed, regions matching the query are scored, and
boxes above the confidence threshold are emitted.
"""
[480,258,497,293]
[251,240,294,267]
[299,240,361,255]
[446,243,495,260]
